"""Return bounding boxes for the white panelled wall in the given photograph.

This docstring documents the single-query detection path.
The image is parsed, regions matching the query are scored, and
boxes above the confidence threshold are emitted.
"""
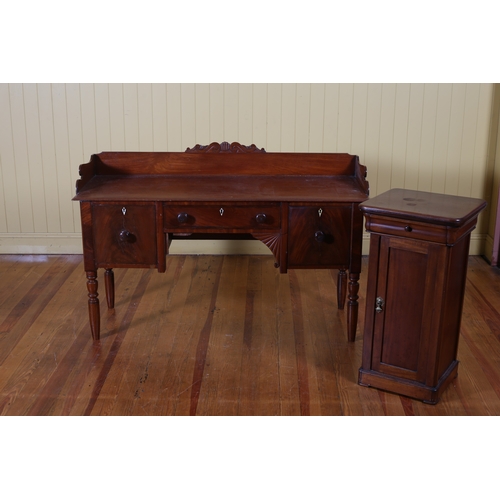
[1,83,499,257]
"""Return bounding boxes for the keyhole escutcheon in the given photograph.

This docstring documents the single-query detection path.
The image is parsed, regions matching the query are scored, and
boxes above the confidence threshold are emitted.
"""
[375,297,385,313]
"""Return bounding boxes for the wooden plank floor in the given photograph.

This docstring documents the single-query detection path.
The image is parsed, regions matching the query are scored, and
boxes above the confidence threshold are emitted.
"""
[1,253,499,416]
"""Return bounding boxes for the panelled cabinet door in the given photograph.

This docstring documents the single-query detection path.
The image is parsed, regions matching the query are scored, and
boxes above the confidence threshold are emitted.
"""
[369,236,446,385]
[288,204,352,267]
[92,203,157,267]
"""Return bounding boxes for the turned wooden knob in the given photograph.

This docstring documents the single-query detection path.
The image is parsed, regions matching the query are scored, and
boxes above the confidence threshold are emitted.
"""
[314,230,325,242]
[177,213,189,223]
[119,229,135,243]
[405,225,413,232]
[255,213,267,223]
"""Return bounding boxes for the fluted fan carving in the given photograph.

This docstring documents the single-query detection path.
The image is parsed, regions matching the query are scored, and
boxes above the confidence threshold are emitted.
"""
[185,141,266,153]
[253,232,282,267]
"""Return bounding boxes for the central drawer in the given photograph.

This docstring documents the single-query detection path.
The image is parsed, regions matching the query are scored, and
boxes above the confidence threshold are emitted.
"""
[164,204,281,230]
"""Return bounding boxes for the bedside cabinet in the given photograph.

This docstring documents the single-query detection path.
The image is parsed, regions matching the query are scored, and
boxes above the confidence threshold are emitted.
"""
[358,189,486,404]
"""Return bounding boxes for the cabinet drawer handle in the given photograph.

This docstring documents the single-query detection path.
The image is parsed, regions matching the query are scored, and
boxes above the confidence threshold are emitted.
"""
[256,213,267,223]
[314,230,325,242]
[177,213,189,223]
[375,297,385,313]
[119,229,136,243]
[404,225,413,232]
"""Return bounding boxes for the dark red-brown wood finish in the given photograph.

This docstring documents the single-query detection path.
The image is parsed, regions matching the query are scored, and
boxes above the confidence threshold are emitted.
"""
[73,142,369,342]
[359,189,486,403]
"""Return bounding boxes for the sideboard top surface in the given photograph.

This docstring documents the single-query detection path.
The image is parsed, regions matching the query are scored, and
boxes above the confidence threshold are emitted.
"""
[72,148,369,203]
[73,174,368,203]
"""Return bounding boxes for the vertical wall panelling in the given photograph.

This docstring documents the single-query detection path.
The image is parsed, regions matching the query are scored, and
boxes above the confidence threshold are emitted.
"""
[79,84,98,160]
[323,84,340,153]
[281,83,296,151]
[94,83,112,152]
[65,83,85,232]
[377,83,397,195]
[391,83,411,189]
[350,84,368,162]
[151,84,168,151]
[430,83,453,194]
[0,84,8,233]
[239,83,253,145]
[417,83,439,193]
[23,83,47,233]
[138,83,154,151]
[445,84,467,195]
[404,83,425,190]
[0,153,7,233]
[0,84,21,232]
[473,84,494,201]
[308,83,325,152]
[337,84,354,153]
[223,83,238,143]
[123,84,140,151]
[0,82,497,256]
[209,83,224,144]
[295,83,311,153]
[180,83,196,150]
[252,84,267,149]
[473,85,495,235]
[37,83,60,233]
[266,83,282,151]
[457,84,481,198]
[166,83,182,151]
[365,84,382,193]
[109,83,126,151]
[51,83,75,233]
[9,84,34,233]
[195,84,210,147]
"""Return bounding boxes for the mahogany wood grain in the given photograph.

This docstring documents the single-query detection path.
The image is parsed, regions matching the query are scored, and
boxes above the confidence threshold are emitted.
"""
[73,143,370,343]
[1,254,500,415]
[359,189,487,403]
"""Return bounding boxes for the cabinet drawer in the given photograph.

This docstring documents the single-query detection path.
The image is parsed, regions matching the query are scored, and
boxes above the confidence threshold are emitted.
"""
[164,204,281,230]
[365,215,447,243]
[288,204,352,267]
[92,203,157,266]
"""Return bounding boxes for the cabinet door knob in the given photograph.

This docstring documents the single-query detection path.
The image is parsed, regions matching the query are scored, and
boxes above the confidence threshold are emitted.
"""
[404,225,413,232]
[314,230,325,242]
[177,213,189,223]
[375,296,385,313]
[256,213,267,223]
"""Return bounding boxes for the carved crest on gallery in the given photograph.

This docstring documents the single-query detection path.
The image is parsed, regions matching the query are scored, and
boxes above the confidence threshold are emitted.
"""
[185,141,266,153]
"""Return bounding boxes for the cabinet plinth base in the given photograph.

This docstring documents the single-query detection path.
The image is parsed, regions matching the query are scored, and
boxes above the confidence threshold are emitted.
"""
[358,361,459,404]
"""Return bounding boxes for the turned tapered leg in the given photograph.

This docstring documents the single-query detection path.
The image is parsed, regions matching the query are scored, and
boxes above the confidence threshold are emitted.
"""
[347,272,359,342]
[337,269,347,310]
[86,270,100,341]
[104,268,115,309]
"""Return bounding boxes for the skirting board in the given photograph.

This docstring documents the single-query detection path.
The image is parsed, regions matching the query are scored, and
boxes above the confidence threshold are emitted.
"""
[0,232,488,257]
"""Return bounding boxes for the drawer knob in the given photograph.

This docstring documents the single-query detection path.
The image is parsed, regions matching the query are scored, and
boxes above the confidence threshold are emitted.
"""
[314,230,325,242]
[256,213,267,223]
[405,225,413,232]
[177,213,189,224]
[119,229,136,243]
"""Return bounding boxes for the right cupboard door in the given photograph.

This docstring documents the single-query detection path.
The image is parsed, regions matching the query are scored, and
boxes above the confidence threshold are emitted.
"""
[369,235,447,385]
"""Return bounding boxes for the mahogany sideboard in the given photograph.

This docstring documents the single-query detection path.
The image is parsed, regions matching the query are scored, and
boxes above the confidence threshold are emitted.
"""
[73,142,369,343]
[358,189,486,403]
